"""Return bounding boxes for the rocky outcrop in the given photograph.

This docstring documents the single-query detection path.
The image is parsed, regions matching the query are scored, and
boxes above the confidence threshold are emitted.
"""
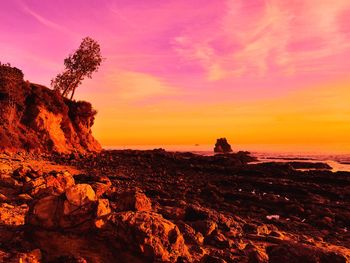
[1,150,350,262]
[214,138,233,153]
[110,211,190,262]
[0,64,101,154]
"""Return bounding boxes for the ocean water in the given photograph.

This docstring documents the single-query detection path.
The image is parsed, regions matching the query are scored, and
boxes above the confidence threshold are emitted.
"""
[105,145,350,172]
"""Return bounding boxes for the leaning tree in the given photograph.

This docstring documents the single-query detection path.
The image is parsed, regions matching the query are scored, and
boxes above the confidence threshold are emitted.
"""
[51,37,103,100]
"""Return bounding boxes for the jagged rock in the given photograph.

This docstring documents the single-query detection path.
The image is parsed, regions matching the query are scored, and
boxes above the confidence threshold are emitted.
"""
[0,174,22,188]
[177,221,204,245]
[245,244,269,263]
[13,165,42,181]
[114,188,152,212]
[17,193,33,201]
[266,243,348,263]
[0,163,12,174]
[0,193,8,202]
[201,254,227,263]
[0,202,27,226]
[110,211,190,262]
[27,184,110,231]
[204,230,231,249]
[158,205,186,221]
[214,138,232,153]
[191,219,217,236]
[74,174,111,198]
[0,249,41,263]
[23,171,75,197]
[65,184,96,206]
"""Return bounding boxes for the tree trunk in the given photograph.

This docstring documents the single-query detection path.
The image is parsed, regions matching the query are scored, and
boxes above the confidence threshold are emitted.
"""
[62,86,70,97]
[70,88,76,100]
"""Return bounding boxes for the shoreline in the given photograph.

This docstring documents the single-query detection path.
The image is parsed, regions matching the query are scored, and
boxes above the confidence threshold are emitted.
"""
[0,149,349,261]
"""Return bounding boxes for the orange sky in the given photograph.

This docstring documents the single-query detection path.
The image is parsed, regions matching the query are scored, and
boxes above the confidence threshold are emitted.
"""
[2,0,350,153]
[83,77,350,153]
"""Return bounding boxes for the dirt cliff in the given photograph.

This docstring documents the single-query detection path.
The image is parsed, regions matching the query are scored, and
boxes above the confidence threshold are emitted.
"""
[0,64,101,154]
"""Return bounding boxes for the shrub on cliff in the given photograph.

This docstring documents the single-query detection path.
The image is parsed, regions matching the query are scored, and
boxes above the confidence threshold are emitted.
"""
[66,100,97,126]
[0,63,24,86]
[51,37,103,100]
[0,63,27,109]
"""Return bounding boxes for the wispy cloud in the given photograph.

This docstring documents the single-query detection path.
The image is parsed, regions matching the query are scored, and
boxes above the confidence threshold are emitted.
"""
[173,0,350,79]
[17,0,73,36]
[107,70,177,101]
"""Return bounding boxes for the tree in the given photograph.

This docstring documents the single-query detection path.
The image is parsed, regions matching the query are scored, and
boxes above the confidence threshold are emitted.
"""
[51,37,103,100]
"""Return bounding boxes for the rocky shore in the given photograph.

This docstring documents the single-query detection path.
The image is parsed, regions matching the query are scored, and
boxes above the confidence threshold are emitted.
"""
[0,149,349,262]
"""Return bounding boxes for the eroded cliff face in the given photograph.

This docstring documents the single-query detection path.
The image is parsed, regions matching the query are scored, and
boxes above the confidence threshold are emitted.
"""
[0,65,101,154]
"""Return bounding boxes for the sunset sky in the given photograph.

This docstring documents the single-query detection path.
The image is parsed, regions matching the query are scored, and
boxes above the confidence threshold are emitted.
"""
[1,0,350,153]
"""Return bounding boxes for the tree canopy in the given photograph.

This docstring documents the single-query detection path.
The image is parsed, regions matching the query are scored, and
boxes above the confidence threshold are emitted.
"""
[51,37,103,100]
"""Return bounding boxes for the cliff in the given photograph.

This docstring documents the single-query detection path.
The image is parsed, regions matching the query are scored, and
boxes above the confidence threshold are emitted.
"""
[0,64,101,154]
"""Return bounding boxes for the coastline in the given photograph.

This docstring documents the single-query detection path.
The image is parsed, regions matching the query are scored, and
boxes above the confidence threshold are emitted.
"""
[0,149,349,261]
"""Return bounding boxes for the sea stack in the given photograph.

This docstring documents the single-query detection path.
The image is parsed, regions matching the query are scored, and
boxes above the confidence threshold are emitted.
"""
[214,138,233,153]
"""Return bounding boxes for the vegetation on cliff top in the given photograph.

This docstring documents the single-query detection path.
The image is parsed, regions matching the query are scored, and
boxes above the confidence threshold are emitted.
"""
[51,37,103,100]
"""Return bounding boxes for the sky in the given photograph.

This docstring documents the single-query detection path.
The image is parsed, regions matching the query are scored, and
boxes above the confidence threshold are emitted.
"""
[1,0,350,153]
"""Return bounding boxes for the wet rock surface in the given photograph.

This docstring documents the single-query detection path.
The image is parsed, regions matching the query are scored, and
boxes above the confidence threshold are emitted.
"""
[0,150,349,262]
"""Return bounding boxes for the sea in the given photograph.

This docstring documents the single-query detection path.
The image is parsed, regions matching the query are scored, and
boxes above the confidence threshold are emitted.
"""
[105,145,350,172]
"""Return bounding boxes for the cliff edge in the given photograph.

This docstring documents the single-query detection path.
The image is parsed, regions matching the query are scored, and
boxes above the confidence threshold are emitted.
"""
[0,64,101,154]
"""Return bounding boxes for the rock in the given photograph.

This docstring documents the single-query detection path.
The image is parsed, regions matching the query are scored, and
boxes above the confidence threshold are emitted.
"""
[266,243,348,263]
[110,211,189,262]
[0,193,8,201]
[287,162,332,170]
[23,177,46,196]
[13,165,39,181]
[158,205,186,221]
[214,138,232,153]
[0,249,42,263]
[0,163,12,174]
[15,249,42,263]
[0,65,101,154]
[23,171,75,197]
[95,198,111,228]
[245,244,268,263]
[46,172,75,194]
[73,174,111,198]
[205,230,231,248]
[49,256,88,263]
[27,184,109,231]
[177,221,204,245]
[17,193,33,201]
[191,219,217,236]
[115,189,152,212]
[28,195,61,229]
[65,184,96,206]
[0,174,22,188]
[0,203,27,226]
[200,254,227,263]
[185,204,210,221]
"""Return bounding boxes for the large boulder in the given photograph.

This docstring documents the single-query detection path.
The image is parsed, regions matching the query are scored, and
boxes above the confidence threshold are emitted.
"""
[214,138,232,153]
[23,171,75,197]
[114,188,152,212]
[110,211,190,262]
[26,184,110,231]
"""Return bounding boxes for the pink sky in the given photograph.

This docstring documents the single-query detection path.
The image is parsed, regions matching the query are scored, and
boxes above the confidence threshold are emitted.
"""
[1,0,350,152]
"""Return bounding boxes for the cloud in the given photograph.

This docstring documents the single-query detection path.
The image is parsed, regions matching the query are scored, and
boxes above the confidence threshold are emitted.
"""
[108,71,178,100]
[172,0,350,79]
[17,0,72,35]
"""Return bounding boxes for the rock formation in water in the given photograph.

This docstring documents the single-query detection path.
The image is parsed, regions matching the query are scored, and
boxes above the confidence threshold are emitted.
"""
[214,138,233,153]
[0,64,101,154]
